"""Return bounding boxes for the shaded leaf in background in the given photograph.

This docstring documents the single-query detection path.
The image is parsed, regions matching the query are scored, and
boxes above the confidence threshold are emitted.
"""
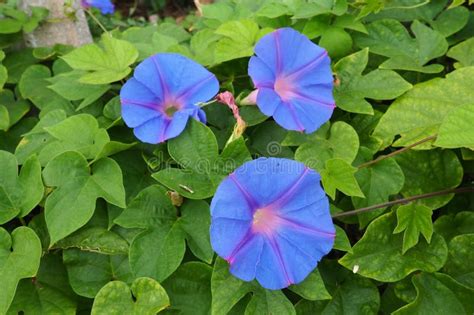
[392,273,474,315]
[91,277,170,315]
[7,254,76,315]
[63,249,132,298]
[444,234,474,289]
[116,186,213,281]
[395,150,463,210]
[211,258,296,315]
[162,262,213,315]
[295,276,380,315]
[0,151,43,224]
[0,227,42,314]
[394,204,433,254]
[339,213,447,282]
[434,212,474,242]
[352,148,405,227]
[333,48,412,114]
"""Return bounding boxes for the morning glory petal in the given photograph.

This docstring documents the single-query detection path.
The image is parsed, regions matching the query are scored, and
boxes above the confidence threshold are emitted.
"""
[210,158,335,290]
[133,116,168,144]
[210,217,252,260]
[120,53,218,143]
[81,0,115,14]
[248,28,335,134]
[229,234,265,281]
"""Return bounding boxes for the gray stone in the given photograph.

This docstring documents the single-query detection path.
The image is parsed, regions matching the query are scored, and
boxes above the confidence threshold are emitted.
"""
[19,0,92,47]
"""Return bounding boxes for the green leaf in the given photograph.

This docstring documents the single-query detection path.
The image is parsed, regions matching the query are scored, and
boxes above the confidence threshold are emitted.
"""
[323,276,380,314]
[334,48,412,114]
[162,262,212,315]
[38,114,110,165]
[43,152,126,244]
[244,289,296,315]
[289,270,331,301]
[214,20,264,64]
[0,151,43,224]
[190,29,221,66]
[395,150,463,210]
[211,257,253,315]
[130,226,185,282]
[430,6,469,37]
[210,257,296,315]
[295,121,359,172]
[0,50,6,91]
[153,168,216,199]
[339,212,448,282]
[295,276,380,315]
[63,248,132,298]
[18,65,71,112]
[334,225,352,252]
[114,185,175,228]
[48,70,110,110]
[374,67,474,148]
[354,19,448,73]
[179,200,214,263]
[352,154,405,227]
[7,254,76,315]
[15,109,67,164]
[0,90,30,130]
[168,119,218,172]
[62,34,138,84]
[54,226,129,255]
[447,38,474,68]
[393,273,474,315]
[444,234,474,289]
[318,27,352,59]
[0,227,42,314]
[394,204,433,254]
[3,48,38,84]
[321,158,364,199]
[122,188,212,281]
[435,104,474,149]
[434,212,474,242]
[91,277,170,315]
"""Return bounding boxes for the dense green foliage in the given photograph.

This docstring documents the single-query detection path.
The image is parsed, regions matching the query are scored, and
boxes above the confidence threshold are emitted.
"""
[1,0,474,314]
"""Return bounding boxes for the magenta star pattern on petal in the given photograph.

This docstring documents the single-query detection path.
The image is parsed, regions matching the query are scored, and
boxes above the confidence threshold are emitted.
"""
[248,28,335,134]
[210,157,335,290]
[120,53,219,144]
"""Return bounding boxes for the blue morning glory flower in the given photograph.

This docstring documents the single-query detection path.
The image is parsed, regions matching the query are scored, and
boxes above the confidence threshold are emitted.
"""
[210,157,335,290]
[248,28,335,133]
[120,53,219,143]
[81,0,115,14]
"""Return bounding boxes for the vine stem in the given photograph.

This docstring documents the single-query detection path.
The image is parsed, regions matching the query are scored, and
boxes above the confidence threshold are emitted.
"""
[332,186,474,218]
[85,9,109,35]
[357,135,437,169]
